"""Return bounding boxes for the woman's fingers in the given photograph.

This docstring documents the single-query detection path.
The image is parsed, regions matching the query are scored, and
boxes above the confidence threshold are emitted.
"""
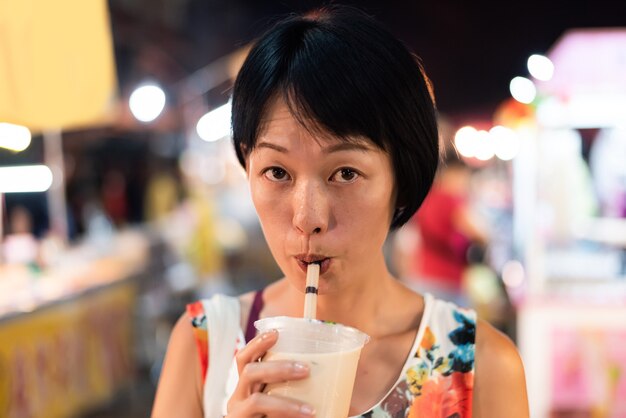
[228,361,315,418]
[238,392,315,417]
[240,360,309,389]
[227,330,315,417]
[235,330,279,375]
[233,330,310,394]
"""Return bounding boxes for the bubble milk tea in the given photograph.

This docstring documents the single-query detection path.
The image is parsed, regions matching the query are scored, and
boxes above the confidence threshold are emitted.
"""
[263,345,361,417]
[255,316,369,418]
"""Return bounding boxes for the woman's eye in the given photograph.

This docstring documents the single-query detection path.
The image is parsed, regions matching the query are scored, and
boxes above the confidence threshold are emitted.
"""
[331,168,359,183]
[263,167,290,181]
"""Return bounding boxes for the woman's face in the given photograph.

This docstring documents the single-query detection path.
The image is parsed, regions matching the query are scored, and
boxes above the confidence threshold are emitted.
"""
[247,98,396,294]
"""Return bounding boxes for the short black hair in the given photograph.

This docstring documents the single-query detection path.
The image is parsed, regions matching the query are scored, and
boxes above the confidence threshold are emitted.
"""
[231,5,439,229]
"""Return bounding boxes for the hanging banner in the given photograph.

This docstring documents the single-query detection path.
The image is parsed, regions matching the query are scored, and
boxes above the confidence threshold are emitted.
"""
[0,0,117,130]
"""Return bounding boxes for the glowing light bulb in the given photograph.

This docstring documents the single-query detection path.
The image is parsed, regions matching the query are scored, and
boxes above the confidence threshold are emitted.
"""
[0,123,32,152]
[129,84,166,122]
[490,125,520,161]
[454,126,478,158]
[196,102,232,142]
[0,165,53,193]
[527,54,554,81]
[510,76,536,104]
[474,130,495,161]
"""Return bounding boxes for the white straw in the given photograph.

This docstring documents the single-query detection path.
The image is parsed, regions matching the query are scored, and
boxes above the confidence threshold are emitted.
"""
[303,263,320,319]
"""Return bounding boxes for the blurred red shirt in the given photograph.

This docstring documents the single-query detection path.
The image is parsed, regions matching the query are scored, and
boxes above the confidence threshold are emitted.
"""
[413,187,471,290]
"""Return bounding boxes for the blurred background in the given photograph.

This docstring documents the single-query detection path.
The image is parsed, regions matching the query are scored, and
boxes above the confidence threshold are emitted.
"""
[1,1,625,417]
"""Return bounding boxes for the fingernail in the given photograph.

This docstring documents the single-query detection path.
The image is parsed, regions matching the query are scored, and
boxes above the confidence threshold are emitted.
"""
[292,362,309,375]
[299,404,315,416]
[259,329,277,341]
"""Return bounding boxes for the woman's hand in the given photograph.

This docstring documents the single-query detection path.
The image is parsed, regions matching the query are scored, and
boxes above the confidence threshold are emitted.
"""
[226,330,316,417]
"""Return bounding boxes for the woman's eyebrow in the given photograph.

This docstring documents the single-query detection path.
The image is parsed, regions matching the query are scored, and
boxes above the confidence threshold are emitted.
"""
[323,142,373,154]
[255,140,373,154]
[256,141,289,153]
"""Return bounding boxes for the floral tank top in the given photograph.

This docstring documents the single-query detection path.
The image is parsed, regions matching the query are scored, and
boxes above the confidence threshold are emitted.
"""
[187,292,476,418]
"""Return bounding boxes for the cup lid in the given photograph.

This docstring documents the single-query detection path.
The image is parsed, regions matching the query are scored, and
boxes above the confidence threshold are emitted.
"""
[255,316,370,350]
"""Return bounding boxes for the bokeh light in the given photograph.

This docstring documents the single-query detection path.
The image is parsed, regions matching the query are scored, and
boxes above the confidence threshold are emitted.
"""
[502,260,525,288]
[196,102,232,142]
[490,125,520,161]
[527,54,554,81]
[0,123,32,152]
[0,165,53,193]
[474,130,495,161]
[129,84,166,122]
[510,76,537,104]
[454,126,478,158]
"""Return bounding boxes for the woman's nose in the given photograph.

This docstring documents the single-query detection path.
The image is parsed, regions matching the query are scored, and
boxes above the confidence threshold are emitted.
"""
[292,181,329,235]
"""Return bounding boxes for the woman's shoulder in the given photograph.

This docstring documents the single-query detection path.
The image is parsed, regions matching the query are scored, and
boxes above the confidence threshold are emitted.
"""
[152,312,204,417]
[171,310,201,349]
[475,319,526,382]
[473,319,529,417]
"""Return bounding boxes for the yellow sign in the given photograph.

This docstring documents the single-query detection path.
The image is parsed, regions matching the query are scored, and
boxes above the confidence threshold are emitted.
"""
[0,282,136,418]
[0,0,117,130]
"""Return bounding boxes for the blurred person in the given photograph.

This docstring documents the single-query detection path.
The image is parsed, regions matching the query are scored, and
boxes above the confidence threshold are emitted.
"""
[101,169,128,227]
[589,127,626,218]
[145,164,181,223]
[82,187,115,245]
[2,205,39,266]
[400,149,489,306]
[180,183,226,293]
[152,6,528,418]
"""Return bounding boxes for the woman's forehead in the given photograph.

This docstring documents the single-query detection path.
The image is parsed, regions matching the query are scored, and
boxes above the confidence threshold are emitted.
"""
[258,97,376,149]
[261,97,292,121]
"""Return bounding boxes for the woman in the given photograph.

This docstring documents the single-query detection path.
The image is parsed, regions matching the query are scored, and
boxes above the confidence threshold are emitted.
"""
[153,6,528,417]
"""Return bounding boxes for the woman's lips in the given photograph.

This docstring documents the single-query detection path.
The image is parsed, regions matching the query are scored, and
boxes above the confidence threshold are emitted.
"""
[296,258,331,275]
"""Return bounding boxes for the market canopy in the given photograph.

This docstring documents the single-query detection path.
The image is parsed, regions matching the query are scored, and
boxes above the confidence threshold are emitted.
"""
[0,0,117,131]
[536,28,626,128]
[539,28,626,97]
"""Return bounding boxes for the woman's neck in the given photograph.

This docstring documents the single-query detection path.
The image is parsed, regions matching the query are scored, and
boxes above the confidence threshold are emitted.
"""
[266,265,408,337]
[314,273,394,328]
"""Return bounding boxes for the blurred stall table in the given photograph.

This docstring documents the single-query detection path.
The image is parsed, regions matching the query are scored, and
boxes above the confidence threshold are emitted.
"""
[0,230,150,418]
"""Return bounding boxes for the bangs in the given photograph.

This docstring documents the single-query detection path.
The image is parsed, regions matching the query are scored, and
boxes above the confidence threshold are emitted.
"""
[275,32,390,152]
[254,88,380,150]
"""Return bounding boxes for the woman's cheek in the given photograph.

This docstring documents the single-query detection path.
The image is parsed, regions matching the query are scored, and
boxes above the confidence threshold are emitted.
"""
[251,183,280,216]
[253,191,291,250]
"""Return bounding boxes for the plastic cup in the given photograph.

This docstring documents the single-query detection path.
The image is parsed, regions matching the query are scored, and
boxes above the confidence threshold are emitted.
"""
[255,316,369,418]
